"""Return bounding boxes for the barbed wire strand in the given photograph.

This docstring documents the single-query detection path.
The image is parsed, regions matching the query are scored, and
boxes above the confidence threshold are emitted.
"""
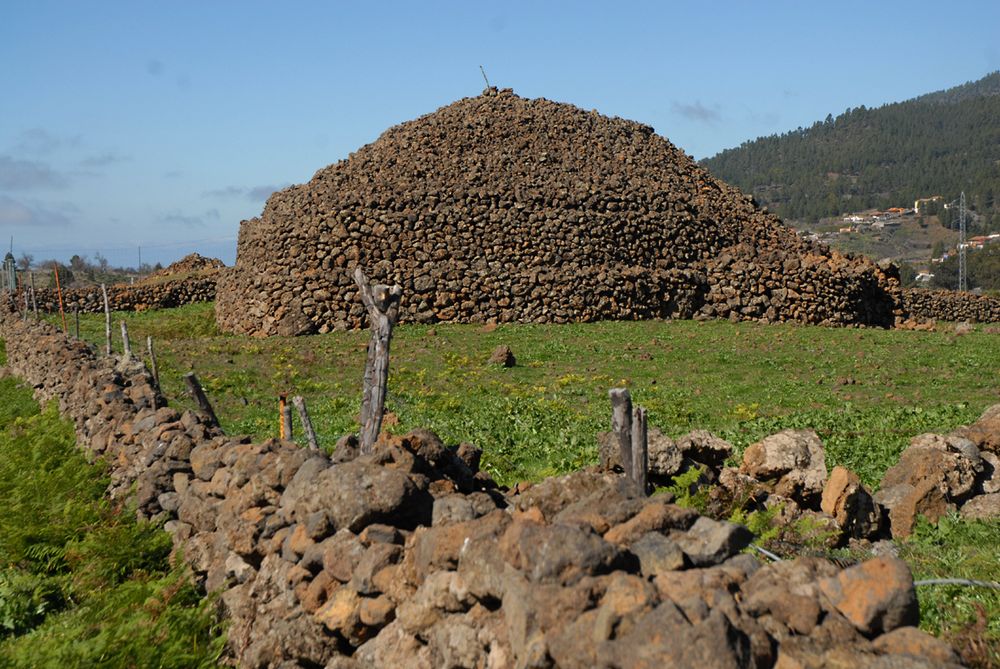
[751,543,1000,589]
[914,578,1000,590]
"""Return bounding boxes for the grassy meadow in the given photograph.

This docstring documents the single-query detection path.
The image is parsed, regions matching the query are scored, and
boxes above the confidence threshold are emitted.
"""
[24,303,1000,664]
[56,302,999,487]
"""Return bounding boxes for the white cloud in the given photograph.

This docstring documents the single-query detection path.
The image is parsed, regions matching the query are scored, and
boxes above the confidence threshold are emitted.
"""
[0,195,72,227]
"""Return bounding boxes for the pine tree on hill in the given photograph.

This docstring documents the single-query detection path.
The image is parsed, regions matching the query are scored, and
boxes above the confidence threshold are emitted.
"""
[701,71,1000,227]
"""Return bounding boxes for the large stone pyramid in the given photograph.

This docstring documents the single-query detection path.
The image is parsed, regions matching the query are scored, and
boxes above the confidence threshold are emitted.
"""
[216,88,899,336]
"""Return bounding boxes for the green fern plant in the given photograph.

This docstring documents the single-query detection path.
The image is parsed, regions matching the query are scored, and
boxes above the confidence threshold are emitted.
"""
[0,376,225,665]
[655,465,710,511]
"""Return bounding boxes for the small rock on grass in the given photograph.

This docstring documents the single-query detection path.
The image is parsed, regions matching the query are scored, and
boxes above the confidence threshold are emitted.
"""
[487,345,515,367]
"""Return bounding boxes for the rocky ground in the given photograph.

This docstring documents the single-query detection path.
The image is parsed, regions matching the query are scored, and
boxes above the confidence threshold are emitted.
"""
[3,299,995,667]
[599,414,1000,547]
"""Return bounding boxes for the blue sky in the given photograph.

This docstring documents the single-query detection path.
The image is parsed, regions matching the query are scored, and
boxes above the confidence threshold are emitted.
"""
[2,1,998,268]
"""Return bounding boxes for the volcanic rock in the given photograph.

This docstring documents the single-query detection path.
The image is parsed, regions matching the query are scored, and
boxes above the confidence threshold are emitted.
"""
[740,429,827,508]
[960,492,1000,520]
[881,434,982,504]
[487,345,516,367]
[677,429,734,471]
[215,89,901,336]
[953,403,1000,454]
[817,556,919,637]
[821,466,880,540]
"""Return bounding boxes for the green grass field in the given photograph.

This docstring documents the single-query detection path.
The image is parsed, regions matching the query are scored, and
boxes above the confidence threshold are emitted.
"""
[57,302,1000,486]
[28,303,1000,664]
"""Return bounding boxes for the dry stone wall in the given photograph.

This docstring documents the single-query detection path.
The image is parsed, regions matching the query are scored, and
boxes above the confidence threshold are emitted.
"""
[216,89,903,336]
[901,287,1000,323]
[0,301,969,668]
[30,273,218,314]
[26,255,222,315]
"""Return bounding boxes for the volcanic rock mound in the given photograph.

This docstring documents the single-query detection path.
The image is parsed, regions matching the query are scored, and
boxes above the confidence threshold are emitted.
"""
[216,88,900,336]
[146,252,225,281]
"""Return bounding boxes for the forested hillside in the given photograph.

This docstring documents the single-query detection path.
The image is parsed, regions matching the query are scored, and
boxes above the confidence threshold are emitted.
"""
[931,243,1000,291]
[702,72,1000,228]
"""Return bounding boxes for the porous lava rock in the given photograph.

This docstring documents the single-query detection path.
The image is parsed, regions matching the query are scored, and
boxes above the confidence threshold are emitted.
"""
[147,252,225,279]
[740,429,828,508]
[216,88,902,336]
[901,288,1000,324]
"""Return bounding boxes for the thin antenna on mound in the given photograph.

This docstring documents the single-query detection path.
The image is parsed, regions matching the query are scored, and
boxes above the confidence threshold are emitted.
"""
[479,65,492,90]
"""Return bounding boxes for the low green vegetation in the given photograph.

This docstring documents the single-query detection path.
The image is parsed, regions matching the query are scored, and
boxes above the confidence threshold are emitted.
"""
[901,515,1000,668]
[0,368,223,667]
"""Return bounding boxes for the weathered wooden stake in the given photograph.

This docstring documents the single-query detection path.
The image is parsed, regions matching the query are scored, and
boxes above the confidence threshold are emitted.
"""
[74,307,80,338]
[279,393,293,440]
[29,273,37,318]
[101,284,111,355]
[120,320,132,360]
[609,388,634,479]
[292,395,319,450]
[22,287,29,321]
[146,335,160,391]
[609,387,648,495]
[54,266,68,333]
[631,405,648,494]
[354,266,403,453]
[184,372,219,428]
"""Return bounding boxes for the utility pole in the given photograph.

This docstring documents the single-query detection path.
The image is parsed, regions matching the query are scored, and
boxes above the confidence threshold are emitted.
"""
[958,191,967,292]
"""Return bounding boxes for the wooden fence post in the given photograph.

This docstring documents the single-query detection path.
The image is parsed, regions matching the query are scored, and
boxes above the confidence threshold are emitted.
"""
[354,266,403,454]
[631,405,648,494]
[609,387,648,495]
[29,273,37,319]
[279,393,293,440]
[74,307,80,338]
[101,284,111,356]
[609,388,634,480]
[54,266,68,333]
[146,336,160,391]
[184,372,219,428]
[120,321,132,360]
[292,395,319,450]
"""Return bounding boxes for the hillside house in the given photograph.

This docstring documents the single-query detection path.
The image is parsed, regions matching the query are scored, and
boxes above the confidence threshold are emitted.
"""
[871,219,901,230]
[914,195,942,214]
